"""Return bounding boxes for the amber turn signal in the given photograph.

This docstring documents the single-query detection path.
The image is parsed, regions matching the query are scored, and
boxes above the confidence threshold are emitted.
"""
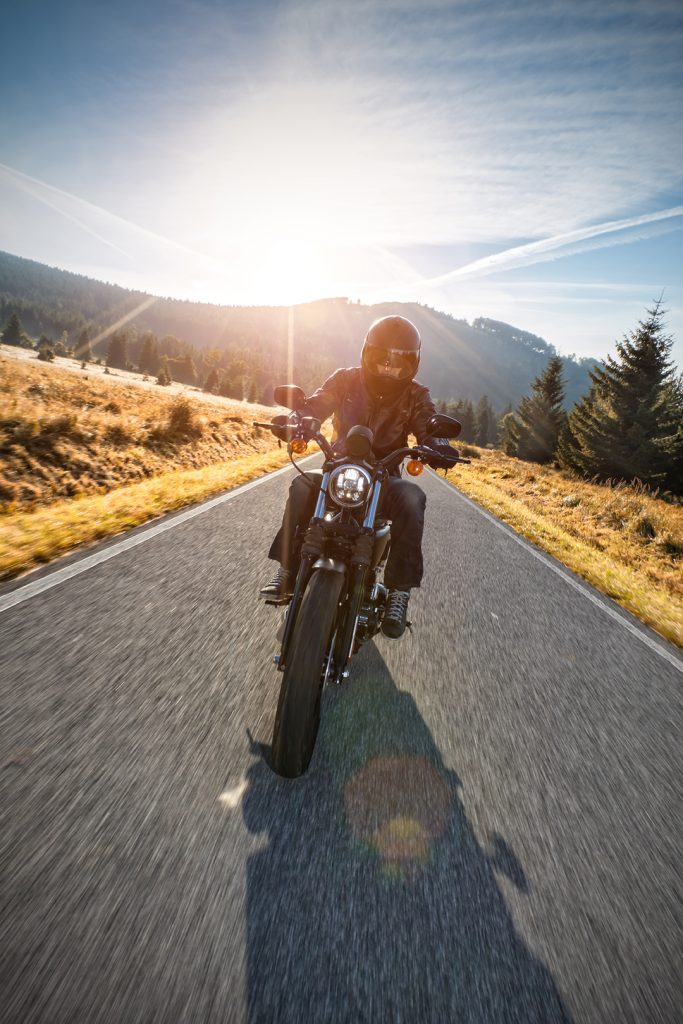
[406,459,424,476]
[291,439,308,454]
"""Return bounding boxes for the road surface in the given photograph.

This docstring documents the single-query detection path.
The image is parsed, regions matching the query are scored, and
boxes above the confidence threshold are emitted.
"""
[1,460,681,1022]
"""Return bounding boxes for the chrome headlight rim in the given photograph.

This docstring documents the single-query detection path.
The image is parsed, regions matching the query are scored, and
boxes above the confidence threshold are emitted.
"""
[328,464,372,508]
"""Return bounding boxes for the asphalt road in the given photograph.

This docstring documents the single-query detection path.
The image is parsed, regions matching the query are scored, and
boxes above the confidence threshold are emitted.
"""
[1,460,681,1023]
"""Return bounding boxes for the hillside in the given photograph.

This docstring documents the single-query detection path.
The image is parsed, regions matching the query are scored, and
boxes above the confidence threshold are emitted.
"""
[0,350,276,512]
[0,249,599,410]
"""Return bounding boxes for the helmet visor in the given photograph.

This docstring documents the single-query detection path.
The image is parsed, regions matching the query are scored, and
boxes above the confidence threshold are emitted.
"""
[363,345,419,381]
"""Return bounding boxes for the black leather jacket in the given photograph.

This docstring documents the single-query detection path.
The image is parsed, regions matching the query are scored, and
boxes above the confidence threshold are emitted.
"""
[302,367,438,467]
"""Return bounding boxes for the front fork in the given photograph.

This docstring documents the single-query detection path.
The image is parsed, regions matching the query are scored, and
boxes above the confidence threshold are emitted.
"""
[277,472,331,671]
[331,475,385,682]
[277,472,384,676]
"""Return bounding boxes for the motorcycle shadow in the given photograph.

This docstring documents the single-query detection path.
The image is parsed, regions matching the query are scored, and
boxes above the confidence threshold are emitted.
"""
[243,642,571,1024]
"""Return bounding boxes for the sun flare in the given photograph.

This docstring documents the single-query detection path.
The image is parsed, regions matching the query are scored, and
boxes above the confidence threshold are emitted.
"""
[256,238,330,305]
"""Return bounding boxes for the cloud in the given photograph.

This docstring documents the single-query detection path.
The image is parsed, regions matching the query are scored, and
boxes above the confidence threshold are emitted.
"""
[414,207,683,285]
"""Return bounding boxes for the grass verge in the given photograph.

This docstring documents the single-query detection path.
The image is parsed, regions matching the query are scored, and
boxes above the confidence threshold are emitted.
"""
[443,451,682,648]
[0,447,301,581]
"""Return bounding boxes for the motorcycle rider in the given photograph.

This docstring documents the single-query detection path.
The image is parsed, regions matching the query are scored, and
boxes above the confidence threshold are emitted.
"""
[260,315,458,638]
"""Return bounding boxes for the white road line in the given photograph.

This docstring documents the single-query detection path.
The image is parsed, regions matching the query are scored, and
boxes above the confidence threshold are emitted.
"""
[0,456,317,615]
[432,472,682,674]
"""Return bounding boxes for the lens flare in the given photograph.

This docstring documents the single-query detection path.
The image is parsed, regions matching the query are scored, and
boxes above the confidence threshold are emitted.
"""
[344,755,452,878]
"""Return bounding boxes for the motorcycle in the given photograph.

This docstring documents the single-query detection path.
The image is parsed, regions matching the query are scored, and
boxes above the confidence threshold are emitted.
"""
[255,384,465,778]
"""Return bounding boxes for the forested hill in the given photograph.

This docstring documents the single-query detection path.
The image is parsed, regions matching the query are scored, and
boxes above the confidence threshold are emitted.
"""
[0,250,598,409]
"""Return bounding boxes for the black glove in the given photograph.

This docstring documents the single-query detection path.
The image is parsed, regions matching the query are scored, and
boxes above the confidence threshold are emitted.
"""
[270,413,300,442]
[420,437,460,469]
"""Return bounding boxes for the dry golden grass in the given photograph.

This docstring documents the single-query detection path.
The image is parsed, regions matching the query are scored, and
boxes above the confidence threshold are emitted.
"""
[0,352,299,579]
[447,446,682,647]
[3,354,681,647]
[0,448,300,580]
[0,353,278,511]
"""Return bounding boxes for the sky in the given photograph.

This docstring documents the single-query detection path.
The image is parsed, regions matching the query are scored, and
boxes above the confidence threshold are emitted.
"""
[1,0,682,365]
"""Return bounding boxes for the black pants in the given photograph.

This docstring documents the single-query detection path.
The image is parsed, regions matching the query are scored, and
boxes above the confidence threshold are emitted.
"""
[268,471,427,589]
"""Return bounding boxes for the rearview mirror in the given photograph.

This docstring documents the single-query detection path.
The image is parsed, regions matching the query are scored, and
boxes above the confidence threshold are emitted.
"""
[273,384,307,411]
[425,413,462,439]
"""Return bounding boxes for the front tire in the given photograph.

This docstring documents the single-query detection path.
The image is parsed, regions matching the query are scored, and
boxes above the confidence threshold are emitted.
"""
[271,569,344,778]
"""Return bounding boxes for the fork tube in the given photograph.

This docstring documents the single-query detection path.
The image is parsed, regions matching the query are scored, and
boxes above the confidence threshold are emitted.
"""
[362,479,383,529]
[313,472,330,519]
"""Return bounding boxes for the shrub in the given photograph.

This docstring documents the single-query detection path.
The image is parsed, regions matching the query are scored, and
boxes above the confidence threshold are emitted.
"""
[459,443,481,459]
[166,397,202,440]
[105,422,134,446]
[635,516,656,540]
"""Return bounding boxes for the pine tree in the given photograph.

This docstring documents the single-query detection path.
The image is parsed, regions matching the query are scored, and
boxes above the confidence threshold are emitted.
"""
[74,327,92,362]
[496,405,514,450]
[36,338,55,361]
[139,332,160,375]
[513,356,566,463]
[475,395,495,446]
[203,367,222,393]
[452,399,475,442]
[558,302,683,493]
[156,356,172,386]
[106,331,128,370]
[175,354,197,386]
[2,313,31,348]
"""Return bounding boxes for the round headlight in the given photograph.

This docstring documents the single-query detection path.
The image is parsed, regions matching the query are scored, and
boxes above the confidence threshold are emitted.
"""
[329,465,372,508]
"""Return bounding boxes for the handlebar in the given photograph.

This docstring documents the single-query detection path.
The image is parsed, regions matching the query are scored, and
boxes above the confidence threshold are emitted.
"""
[253,420,467,469]
[379,445,468,470]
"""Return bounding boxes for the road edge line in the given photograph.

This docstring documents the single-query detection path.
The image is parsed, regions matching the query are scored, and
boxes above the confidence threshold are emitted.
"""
[0,455,316,615]
[431,472,682,674]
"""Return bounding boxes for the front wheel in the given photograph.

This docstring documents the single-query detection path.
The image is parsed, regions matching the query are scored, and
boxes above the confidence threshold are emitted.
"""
[271,569,345,778]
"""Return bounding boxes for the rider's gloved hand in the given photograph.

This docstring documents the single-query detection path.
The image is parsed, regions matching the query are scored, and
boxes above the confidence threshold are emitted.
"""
[270,413,300,441]
[420,437,460,469]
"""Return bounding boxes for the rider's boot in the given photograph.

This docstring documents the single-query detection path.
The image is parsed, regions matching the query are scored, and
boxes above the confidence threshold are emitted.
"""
[382,588,411,638]
[259,566,295,601]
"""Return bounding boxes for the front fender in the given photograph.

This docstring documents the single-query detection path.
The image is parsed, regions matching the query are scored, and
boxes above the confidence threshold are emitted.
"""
[312,557,346,574]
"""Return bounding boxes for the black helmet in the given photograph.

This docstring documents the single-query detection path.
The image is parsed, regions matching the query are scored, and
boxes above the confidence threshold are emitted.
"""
[361,316,421,399]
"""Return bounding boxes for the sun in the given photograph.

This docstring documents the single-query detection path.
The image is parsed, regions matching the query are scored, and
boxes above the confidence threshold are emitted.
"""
[256,238,330,306]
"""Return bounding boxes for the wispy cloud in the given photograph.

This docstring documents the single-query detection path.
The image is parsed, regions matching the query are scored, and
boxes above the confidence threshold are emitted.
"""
[414,207,683,286]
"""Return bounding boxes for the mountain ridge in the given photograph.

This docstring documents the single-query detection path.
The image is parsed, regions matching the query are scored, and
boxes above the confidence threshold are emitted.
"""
[0,249,599,409]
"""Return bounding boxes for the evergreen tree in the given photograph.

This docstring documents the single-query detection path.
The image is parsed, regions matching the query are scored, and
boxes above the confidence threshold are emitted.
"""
[203,367,222,393]
[106,331,128,370]
[450,399,476,442]
[139,332,160,375]
[220,359,247,400]
[173,353,197,386]
[558,303,683,493]
[513,356,566,463]
[74,327,93,362]
[475,395,495,446]
[1,313,31,348]
[36,338,55,361]
[156,356,172,386]
[496,405,514,450]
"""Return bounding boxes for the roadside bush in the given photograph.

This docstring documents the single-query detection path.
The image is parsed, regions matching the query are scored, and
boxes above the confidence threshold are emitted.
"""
[104,422,135,446]
[166,397,203,440]
[459,443,481,459]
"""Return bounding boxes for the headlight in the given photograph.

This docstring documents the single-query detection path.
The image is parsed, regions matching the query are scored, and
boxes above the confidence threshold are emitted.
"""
[329,465,372,508]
